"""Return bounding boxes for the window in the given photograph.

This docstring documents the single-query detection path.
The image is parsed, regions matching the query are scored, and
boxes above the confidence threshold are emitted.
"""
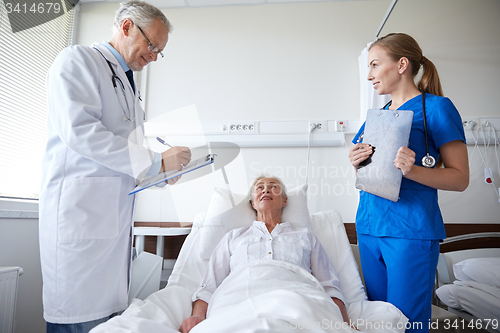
[0,0,75,199]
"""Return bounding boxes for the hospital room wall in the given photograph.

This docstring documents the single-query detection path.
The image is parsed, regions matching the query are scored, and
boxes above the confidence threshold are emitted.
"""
[0,218,44,333]
[76,0,500,224]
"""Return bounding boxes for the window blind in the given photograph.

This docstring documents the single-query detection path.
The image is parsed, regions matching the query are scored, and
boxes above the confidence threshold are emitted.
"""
[0,0,75,199]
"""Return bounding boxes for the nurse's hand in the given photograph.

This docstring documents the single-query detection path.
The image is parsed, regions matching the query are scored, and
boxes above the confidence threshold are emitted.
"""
[180,315,205,333]
[394,146,415,176]
[161,146,191,172]
[348,143,373,168]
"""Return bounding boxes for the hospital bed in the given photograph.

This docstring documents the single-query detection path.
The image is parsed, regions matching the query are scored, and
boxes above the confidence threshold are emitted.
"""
[91,185,408,333]
[435,233,500,333]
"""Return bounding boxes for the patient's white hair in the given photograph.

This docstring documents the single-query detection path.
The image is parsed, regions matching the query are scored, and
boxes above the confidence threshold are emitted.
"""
[113,0,172,34]
[248,174,288,211]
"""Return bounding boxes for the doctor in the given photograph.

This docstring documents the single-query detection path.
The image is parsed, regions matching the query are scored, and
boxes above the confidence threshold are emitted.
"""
[39,1,190,332]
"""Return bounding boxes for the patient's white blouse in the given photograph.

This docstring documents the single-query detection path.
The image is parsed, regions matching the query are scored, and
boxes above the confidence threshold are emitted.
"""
[193,221,346,305]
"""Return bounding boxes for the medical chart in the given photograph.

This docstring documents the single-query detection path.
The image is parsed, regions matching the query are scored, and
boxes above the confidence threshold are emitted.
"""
[129,154,215,195]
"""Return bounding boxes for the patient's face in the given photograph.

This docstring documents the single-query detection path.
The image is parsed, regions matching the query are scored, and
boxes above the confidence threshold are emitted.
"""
[251,178,287,213]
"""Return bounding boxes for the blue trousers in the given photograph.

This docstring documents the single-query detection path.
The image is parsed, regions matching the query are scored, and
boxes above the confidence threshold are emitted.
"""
[46,313,116,333]
[357,234,439,333]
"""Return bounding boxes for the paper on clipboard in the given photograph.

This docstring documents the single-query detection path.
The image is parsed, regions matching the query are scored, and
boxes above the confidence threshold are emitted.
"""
[129,154,215,195]
[355,109,413,202]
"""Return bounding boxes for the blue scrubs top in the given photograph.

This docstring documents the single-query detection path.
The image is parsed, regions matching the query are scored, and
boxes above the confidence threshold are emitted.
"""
[352,94,465,240]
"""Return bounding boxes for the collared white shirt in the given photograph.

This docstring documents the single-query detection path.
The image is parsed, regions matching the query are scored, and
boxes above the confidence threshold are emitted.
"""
[193,221,345,305]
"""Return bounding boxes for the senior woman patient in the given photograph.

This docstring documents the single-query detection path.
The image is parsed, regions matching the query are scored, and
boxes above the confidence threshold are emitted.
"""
[180,176,355,333]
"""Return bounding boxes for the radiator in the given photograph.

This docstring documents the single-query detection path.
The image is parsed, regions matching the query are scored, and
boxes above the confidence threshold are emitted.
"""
[0,267,23,333]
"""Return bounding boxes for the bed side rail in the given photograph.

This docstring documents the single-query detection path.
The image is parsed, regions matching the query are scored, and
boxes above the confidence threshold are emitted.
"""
[433,232,500,306]
[437,232,500,285]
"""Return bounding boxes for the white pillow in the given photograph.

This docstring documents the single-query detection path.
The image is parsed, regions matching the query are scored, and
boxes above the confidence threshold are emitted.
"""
[453,258,500,288]
[167,213,209,294]
[311,210,367,304]
[198,184,311,259]
[435,284,462,310]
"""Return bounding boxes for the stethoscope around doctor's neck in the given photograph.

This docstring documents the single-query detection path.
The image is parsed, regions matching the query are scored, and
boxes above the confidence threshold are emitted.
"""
[382,92,436,168]
[94,47,135,122]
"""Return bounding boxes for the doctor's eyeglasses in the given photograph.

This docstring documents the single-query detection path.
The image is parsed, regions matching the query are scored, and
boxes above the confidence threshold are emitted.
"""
[132,21,164,58]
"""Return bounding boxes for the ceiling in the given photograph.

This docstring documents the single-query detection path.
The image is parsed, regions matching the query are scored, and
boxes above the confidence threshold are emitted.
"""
[78,0,366,10]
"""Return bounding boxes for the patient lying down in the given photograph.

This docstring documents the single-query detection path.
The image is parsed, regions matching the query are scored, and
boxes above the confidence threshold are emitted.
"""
[180,176,358,333]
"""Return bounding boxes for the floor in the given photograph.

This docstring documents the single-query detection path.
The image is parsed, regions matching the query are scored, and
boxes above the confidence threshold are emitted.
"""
[430,305,490,333]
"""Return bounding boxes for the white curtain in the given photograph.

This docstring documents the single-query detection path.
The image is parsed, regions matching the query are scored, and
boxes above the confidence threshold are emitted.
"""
[358,42,391,122]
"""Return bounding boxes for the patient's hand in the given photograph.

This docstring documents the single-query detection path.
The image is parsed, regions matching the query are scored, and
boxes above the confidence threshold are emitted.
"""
[180,315,205,333]
[332,297,359,331]
[180,300,208,333]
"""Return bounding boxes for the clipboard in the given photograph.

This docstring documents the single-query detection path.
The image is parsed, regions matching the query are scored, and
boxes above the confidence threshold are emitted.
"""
[129,154,216,195]
[355,109,413,202]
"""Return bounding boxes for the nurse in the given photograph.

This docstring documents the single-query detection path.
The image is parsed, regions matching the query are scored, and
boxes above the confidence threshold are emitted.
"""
[40,1,190,332]
[348,33,469,333]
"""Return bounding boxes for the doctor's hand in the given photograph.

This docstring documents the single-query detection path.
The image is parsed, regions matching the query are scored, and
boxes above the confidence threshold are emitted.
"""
[167,175,181,185]
[394,146,416,176]
[180,315,205,333]
[161,146,191,172]
[349,143,373,168]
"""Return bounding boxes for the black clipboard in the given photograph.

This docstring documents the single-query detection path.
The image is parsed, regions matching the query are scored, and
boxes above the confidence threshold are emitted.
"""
[355,109,413,202]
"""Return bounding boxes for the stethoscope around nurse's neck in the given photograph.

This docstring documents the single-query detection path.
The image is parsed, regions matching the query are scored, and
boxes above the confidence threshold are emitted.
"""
[93,47,135,122]
[382,93,436,168]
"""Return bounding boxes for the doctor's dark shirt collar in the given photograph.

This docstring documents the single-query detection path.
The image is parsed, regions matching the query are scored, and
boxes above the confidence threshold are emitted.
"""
[103,41,130,73]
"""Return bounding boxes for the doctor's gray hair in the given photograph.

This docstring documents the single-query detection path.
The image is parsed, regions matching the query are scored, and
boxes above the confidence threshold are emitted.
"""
[113,0,172,34]
[248,174,288,211]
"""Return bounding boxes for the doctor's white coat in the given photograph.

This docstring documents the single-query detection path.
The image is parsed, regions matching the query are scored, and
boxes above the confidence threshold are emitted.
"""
[40,43,155,323]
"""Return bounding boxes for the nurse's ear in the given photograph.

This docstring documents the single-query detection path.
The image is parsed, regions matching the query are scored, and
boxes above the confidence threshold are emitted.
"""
[398,57,410,75]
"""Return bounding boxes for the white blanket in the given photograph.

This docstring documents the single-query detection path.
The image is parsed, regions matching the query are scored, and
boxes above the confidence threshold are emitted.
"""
[190,260,407,333]
[92,261,407,333]
[91,285,191,333]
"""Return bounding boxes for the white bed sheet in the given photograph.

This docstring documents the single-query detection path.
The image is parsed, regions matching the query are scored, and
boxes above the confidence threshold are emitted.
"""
[91,211,408,333]
[436,283,500,330]
[191,260,406,333]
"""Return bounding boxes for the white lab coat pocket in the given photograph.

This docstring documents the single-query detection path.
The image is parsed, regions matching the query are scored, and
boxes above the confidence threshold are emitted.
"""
[58,177,121,241]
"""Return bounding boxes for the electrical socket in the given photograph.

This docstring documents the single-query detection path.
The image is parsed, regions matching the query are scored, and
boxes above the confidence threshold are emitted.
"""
[309,121,327,132]
[229,122,255,133]
[335,120,347,132]
[462,119,477,130]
